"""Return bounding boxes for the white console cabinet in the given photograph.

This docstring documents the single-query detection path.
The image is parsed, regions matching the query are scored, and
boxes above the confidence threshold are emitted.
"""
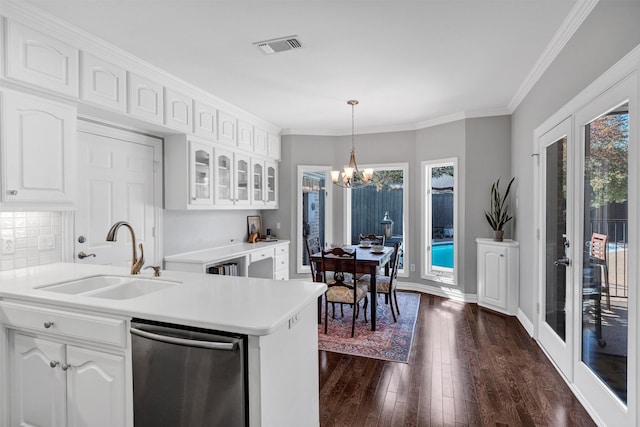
[476,238,519,315]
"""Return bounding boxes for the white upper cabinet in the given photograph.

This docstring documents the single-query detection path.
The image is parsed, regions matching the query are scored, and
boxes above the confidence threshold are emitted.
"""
[218,111,237,147]
[6,21,79,97]
[253,127,268,157]
[237,120,253,151]
[265,160,278,207]
[193,101,218,140]
[267,133,281,160]
[127,72,163,124]
[2,90,77,205]
[80,52,127,112]
[164,88,192,132]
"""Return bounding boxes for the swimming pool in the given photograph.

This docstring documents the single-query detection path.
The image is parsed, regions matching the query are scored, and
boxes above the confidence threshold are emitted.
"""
[432,242,454,268]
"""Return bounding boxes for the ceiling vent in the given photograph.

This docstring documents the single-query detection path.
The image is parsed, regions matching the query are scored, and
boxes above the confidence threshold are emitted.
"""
[254,35,302,55]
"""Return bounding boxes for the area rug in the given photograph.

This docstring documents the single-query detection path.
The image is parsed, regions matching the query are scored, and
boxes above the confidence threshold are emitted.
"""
[318,291,419,363]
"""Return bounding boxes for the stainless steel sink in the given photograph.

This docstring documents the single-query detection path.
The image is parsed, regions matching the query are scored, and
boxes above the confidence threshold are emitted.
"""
[37,275,179,299]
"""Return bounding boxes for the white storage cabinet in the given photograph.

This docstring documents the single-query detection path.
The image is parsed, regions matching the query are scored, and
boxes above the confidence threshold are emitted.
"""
[476,238,519,315]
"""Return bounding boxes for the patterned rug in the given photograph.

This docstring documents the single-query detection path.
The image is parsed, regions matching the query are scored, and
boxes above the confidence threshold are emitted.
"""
[318,291,419,363]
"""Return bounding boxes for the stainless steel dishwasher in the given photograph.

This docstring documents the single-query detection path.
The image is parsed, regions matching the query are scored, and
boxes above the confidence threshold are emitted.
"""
[130,319,248,427]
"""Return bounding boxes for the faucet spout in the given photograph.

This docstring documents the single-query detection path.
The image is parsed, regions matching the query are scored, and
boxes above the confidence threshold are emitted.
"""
[105,221,144,275]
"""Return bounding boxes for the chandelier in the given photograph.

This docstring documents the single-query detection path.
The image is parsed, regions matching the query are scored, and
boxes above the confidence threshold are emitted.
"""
[330,100,373,189]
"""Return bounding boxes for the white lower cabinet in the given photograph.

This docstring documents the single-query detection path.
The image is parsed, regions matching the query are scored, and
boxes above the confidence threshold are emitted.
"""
[1,301,130,427]
[476,238,519,315]
[10,333,126,427]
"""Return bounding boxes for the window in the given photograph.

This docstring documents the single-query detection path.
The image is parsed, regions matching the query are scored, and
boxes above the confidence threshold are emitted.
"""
[297,165,333,274]
[345,163,408,275]
[423,158,457,284]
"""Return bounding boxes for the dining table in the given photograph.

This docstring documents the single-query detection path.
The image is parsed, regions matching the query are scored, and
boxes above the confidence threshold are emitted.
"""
[310,245,394,331]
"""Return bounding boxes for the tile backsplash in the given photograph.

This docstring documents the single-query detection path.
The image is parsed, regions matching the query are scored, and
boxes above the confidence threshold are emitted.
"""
[0,212,64,271]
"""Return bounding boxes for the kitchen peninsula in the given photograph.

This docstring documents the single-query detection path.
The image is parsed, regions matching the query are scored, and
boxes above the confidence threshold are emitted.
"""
[0,263,325,427]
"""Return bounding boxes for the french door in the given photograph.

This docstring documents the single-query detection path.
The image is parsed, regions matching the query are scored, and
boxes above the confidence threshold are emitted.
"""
[538,118,574,378]
[537,74,636,425]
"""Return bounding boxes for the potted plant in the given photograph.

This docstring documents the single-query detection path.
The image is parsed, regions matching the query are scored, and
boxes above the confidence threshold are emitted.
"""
[484,177,515,242]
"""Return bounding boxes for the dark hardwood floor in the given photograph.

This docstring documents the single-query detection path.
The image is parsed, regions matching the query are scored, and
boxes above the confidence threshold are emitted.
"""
[318,292,596,426]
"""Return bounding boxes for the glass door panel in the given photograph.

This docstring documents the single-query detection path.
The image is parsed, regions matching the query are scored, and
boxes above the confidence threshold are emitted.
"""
[190,141,213,205]
[581,102,628,404]
[234,154,249,205]
[545,136,568,341]
[301,170,327,269]
[215,153,232,204]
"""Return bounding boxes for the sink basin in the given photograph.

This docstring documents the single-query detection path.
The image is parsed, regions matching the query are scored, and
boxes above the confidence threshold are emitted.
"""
[37,275,179,299]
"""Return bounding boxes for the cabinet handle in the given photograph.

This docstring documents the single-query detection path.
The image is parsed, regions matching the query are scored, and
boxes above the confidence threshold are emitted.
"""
[61,363,70,371]
[8,190,17,196]
[44,321,54,328]
[49,360,59,368]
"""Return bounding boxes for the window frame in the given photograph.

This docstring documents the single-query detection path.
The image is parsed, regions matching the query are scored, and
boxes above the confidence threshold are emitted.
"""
[296,165,333,274]
[343,162,409,277]
[422,157,458,285]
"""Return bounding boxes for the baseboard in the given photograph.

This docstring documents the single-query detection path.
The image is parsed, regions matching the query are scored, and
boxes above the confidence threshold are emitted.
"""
[516,308,535,337]
[397,281,478,303]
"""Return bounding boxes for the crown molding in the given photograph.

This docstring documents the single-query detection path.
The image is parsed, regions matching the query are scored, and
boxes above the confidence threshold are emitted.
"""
[0,0,281,134]
[507,0,599,112]
[281,107,511,136]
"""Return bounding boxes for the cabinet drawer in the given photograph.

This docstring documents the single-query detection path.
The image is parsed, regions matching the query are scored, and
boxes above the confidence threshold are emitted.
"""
[274,270,289,281]
[250,248,274,263]
[0,301,126,348]
[274,245,288,256]
[274,253,289,272]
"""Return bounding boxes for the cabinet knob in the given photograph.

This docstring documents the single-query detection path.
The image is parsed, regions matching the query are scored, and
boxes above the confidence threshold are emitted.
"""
[49,360,59,368]
[8,190,17,196]
[44,321,54,328]
[61,363,70,371]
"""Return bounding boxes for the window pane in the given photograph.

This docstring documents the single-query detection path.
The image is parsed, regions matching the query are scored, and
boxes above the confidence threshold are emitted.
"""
[302,171,326,267]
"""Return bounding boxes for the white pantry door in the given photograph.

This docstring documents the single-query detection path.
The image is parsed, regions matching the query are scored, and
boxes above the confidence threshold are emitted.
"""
[74,122,162,267]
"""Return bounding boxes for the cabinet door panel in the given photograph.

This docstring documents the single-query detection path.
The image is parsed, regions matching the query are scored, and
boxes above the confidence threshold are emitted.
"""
[189,140,214,205]
[251,159,264,205]
[237,120,253,151]
[234,153,250,206]
[214,147,234,205]
[128,72,163,123]
[268,133,281,160]
[11,333,66,427]
[6,21,79,97]
[66,346,126,427]
[254,127,268,156]
[164,88,192,132]
[193,101,218,140]
[81,52,126,112]
[218,111,237,146]
[3,91,77,204]
[265,161,278,207]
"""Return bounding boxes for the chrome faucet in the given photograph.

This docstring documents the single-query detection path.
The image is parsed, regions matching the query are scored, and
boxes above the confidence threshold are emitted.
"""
[105,221,144,275]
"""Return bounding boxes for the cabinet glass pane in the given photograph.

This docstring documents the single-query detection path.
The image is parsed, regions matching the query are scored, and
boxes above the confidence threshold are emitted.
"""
[253,163,263,201]
[267,166,276,202]
[236,159,248,201]
[194,149,210,200]
[217,155,231,200]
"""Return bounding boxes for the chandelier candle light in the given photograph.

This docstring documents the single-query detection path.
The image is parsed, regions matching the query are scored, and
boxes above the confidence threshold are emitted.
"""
[331,100,374,189]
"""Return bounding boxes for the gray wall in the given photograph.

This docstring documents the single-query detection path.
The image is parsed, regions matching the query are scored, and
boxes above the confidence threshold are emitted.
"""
[272,115,510,296]
[512,1,640,321]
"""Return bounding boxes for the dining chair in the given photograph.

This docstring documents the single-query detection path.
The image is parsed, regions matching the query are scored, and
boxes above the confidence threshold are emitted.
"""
[357,242,402,322]
[322,247,369,337]
[305,237,354,284]
[359,233,385,246]
[589,232,611,310]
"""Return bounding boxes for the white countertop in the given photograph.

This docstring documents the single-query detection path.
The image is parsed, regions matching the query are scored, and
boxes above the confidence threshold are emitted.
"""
[165,240,289,264]
[0,262,324,336]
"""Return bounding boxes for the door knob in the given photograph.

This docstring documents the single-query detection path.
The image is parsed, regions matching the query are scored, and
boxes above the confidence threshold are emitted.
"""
[554,257,570,267]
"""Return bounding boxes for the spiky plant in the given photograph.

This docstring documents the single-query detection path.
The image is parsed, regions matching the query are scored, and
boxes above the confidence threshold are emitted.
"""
[484,177,515,231]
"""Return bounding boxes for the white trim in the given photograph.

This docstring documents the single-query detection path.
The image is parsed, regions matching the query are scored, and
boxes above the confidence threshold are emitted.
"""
[396,282,477,304]
[508,0,599,112]
[421,158,458,286]
[516,309,534,337]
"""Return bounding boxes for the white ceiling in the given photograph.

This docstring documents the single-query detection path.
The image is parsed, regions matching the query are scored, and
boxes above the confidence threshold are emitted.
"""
[25,0,581,135]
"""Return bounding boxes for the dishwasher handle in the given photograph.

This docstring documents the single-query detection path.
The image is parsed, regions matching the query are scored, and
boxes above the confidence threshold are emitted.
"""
[130,326,237,351]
